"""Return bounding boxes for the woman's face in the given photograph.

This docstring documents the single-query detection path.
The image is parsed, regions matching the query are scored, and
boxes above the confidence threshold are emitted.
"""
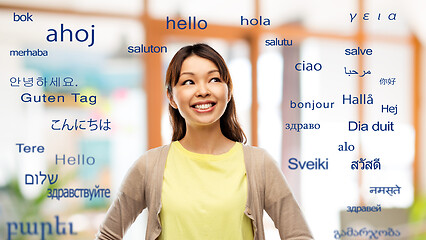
[169,55,230,128]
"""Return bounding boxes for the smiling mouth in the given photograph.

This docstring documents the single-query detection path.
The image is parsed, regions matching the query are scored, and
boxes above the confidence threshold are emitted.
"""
[192,103,216,110]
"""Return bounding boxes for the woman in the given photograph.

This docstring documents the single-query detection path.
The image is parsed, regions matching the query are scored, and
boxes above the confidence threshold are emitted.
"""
[96,43,313,240]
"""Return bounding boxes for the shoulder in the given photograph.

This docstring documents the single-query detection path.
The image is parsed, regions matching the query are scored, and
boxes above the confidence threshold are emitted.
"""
[131,144,171,172]
[242,145,282,176]
[242,145,280,176]
[143,144,170,160]
[242,145,276,164]
[242,144,265,156]
[119,144,170,194]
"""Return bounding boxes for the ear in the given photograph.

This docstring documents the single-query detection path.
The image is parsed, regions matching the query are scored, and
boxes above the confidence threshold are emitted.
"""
[227,90,233,103]
[167,90,178,109]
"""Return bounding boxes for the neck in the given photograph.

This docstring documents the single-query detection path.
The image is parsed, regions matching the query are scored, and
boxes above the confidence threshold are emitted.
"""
[179,121,235,155]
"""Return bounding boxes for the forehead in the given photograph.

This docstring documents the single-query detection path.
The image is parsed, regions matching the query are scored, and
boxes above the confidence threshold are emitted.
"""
[180,55,219,74]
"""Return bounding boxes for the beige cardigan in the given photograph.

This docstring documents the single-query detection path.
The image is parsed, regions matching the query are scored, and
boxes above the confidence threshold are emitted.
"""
[95,144,313,240]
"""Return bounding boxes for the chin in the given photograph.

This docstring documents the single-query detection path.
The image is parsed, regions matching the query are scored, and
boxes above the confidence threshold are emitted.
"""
[189,118,221,127]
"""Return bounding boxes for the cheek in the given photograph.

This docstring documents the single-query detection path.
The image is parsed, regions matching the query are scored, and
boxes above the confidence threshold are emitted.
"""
[216,85,230,101]
[172,88,191,107]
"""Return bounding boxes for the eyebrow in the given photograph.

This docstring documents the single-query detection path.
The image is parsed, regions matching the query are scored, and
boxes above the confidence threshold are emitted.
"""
[180,69,219,76]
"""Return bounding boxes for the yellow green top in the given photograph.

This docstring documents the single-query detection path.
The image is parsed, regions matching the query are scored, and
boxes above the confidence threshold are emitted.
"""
[159,141,253,240]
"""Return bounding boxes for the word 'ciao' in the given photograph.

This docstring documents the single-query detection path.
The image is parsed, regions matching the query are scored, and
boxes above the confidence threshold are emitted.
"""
[295,61,322,72]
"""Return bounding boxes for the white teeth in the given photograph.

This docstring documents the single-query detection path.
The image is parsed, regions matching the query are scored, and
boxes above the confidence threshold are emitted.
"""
[194,103,213,109]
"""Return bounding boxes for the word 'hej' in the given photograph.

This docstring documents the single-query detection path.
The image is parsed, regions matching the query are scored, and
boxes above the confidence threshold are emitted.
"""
[382,104,398,115]
[350,12,397,22]
[7,216,77,240]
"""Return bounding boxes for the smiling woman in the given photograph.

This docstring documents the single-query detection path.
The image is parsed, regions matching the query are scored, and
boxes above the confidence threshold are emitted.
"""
[167,55,233,144]
[95,43,313,240]
[165,44,245,147]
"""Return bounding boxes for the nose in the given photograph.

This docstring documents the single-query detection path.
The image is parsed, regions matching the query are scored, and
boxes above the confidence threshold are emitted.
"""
[195,83,210,97]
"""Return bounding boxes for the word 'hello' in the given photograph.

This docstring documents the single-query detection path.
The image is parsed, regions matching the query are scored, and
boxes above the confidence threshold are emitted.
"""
[166,16,207,30]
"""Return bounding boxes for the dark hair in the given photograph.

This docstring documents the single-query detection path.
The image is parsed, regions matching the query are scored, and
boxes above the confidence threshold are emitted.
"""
[165,43,247,144]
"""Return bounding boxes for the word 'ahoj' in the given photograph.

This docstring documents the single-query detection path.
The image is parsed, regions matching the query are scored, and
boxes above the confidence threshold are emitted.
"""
[46,24,95,47]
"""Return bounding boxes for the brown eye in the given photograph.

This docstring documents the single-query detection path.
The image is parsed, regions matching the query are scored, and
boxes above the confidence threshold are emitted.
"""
[182,80,194,85]
[209,77,221,83]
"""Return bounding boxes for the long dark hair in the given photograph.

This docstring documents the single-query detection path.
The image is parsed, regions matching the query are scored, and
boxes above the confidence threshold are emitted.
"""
[165,43,247,144]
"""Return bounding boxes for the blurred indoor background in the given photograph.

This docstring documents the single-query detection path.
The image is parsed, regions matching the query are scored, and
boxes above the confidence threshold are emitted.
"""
[0,0,425,239]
